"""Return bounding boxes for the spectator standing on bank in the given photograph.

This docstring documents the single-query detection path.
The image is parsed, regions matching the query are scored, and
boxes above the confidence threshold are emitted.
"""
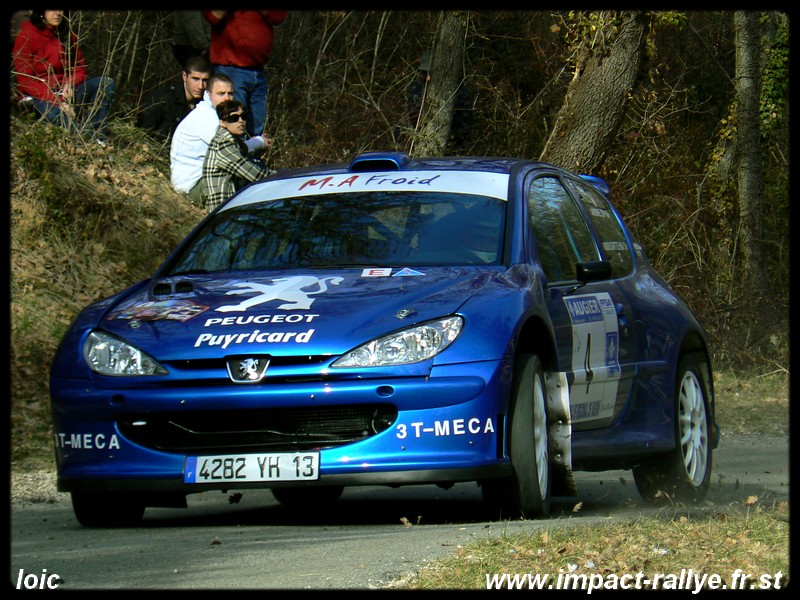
[170,72,271,206]
[202,99,274,213]
[138,55,212,141]
[12,9,115,142]
[171,10,210,68]
[203,10,288,138]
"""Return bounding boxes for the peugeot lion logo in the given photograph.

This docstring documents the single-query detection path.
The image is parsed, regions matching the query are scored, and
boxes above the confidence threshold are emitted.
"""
[227,357,270,383]
[217,276,344,312]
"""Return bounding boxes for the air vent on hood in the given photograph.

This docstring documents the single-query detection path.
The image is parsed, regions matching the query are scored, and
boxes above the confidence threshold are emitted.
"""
[152,280,194,297]
[174,280,194,294]
[152,282,171,297]
[349,151,411,172]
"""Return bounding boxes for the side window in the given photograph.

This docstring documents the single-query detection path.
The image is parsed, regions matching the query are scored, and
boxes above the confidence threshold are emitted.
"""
[566,179,634,278]
[528,176,599,282]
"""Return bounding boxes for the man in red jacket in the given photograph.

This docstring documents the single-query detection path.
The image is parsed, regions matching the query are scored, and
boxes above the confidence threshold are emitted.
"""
[12,10,115,142]
[204,10,287,139]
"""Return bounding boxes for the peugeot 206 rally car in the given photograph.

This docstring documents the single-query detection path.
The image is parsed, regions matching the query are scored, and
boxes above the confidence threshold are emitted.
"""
[50,151,720,527]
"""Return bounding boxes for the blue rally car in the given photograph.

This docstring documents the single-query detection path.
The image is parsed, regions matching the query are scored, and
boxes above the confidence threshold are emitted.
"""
[49,151,720,526]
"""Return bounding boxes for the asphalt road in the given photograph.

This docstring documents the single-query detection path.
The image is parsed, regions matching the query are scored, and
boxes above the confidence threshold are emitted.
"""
[10,433,789,590]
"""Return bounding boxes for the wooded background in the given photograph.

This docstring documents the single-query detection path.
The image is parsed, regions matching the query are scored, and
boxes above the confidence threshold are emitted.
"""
[30,10,792,370]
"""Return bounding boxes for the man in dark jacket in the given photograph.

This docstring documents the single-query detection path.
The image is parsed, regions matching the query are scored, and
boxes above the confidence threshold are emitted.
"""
[171,10,210,67]
[138,55,213,141]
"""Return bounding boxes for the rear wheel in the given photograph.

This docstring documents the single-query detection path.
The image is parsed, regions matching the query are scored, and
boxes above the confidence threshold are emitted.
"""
[482,353,551,518]
[71,491,145,528]
[633,354,712,503]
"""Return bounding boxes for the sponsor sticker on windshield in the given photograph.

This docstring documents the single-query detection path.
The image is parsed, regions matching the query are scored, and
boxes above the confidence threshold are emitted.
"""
[224,171,510,210]
[361,268,392,277]
[393,268,425,276]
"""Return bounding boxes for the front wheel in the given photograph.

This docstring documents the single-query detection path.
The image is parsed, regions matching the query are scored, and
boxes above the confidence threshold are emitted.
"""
[633,354,712,503]
[482,353,551,519]
[71,491,145,528]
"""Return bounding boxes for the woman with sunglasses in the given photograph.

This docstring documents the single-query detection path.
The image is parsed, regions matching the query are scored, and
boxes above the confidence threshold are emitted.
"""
[201,100,275,213]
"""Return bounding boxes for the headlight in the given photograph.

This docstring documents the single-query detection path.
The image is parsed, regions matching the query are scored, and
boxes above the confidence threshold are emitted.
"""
[331,316,463,368]
[83,331,168,376]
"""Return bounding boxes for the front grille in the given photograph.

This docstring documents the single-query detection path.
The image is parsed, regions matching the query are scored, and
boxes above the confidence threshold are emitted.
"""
[117,404,397,454]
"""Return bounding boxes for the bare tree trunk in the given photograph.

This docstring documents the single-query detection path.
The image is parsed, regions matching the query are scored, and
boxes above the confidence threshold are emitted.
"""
[734,10,764,290]
[412,11,467,157]
[540,11,647,173]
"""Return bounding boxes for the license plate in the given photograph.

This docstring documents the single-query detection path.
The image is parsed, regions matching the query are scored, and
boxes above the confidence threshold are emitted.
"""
[184,452,319,484]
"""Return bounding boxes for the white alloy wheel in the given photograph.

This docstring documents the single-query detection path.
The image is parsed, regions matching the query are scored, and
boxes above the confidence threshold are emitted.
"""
[633,353,713,503]
[481,354,551,518]
[532,366,549,499]
[678,370,709,486]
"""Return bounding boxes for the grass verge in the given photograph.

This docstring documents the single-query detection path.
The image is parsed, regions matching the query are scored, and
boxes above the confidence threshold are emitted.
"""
[398,502,789,590]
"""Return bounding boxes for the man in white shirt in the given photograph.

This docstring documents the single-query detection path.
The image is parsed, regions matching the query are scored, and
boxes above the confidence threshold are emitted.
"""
[170,72,270,205]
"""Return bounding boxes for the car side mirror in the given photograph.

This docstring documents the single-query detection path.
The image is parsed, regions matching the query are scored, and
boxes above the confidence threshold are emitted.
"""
[576,260,612,283]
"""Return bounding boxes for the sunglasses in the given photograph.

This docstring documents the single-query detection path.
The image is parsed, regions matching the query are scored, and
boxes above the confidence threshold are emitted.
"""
[222,113,246,124]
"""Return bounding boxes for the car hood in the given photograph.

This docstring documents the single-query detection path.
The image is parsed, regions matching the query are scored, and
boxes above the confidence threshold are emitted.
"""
[99,268,506,360]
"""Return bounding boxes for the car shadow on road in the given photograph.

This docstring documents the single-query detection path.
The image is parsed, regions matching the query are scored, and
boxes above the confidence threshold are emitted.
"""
[130,458,789,529]
[135,483,585,528]
[129,474,658,528]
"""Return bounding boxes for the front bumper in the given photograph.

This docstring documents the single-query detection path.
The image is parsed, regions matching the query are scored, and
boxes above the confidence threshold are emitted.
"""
[51,361,513,494]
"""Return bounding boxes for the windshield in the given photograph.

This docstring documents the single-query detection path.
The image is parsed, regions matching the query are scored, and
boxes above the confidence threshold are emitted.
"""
[165,191,507,274]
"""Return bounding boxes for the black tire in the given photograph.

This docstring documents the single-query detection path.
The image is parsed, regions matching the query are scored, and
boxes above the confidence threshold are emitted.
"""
[482,353,551,518]
[71,491,145,528]
[271,486,344,508]
[633,353,713,503]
